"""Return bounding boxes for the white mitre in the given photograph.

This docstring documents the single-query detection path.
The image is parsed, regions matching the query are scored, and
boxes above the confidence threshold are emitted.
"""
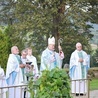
[48,37,55,45]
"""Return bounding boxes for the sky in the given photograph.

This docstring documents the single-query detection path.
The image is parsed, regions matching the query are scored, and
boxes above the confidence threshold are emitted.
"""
[88,22,98,45]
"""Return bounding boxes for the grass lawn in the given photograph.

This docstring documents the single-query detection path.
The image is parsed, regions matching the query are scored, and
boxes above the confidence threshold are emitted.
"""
[90,78,98,90]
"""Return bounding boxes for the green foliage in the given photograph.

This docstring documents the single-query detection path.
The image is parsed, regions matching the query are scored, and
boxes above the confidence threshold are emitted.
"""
[0,28,11,70]
[90,49,98,67]
[88,67,98,78]
[87,0,98,23]
[27,68,71,98]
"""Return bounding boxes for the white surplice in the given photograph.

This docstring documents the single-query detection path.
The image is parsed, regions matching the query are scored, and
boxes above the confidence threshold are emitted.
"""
[26,55,39,78]
[6,54,24,98]
[0,67,7,98]
[69,50,89,94]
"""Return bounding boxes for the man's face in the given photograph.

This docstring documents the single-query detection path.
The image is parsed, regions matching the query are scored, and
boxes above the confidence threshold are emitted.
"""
[21,52,27,58]
[27,49,32,56]
[13,47,19,54]
[76,45,82,51]
[48,44,55,51]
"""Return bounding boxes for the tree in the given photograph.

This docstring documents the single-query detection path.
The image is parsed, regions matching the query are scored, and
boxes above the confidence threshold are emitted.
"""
[87,0,98,23]
[90,48,98,67]
[0,27,12,70]
[0,0,95,65]
[13,0,92,47]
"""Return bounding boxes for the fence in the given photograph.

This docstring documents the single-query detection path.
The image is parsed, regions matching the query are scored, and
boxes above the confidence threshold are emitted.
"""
[0,84,30,98]
[0,79,90,98]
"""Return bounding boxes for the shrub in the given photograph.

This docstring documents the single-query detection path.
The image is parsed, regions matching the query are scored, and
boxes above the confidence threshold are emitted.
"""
[88,67,98,78]
[27,68,72,98]
[0,28,11,70]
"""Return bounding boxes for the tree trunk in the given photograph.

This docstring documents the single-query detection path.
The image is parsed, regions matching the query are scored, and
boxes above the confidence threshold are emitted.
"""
[52,0,65,52]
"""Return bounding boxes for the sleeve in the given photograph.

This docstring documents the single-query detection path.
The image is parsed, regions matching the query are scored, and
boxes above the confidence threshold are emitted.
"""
[7,55,19,72]
[34,57,39,76]
[55,52,63,68]
[69,52,77,79]
[40,51,50,71]
[59,51,64,59]
[0,68,4,79]
[83,51,89,66]
[6,54,19,80]
[69,52,76,68]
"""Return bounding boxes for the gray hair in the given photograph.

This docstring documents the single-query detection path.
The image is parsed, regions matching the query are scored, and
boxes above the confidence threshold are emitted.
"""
[11,46,18,53]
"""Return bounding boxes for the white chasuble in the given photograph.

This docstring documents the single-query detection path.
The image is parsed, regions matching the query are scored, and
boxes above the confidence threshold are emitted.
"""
[40,48,64,71]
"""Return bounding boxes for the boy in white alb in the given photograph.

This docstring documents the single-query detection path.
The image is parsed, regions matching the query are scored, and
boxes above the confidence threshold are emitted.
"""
[26,47,39,79]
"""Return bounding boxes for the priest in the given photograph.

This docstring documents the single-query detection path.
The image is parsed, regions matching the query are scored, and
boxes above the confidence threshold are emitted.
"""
[6,46,24,98]
[69,42,89,96]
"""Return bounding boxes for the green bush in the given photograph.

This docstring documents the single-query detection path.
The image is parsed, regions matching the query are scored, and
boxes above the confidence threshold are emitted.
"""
[0,28,11,70]
[27,68,72,98]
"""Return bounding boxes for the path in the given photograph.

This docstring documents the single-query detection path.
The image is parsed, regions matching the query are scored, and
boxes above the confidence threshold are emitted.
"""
[90,90,98,98]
